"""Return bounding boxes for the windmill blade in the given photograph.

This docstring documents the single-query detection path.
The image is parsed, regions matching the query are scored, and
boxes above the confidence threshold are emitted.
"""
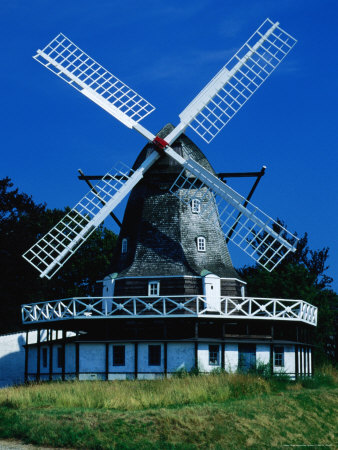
[170,156,298,271]
[23,154,159,279]
[175,19,297,144]
[34,33,155,128]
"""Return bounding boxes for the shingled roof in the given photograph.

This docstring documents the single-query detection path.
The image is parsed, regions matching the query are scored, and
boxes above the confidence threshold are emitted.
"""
[110,124,241,279]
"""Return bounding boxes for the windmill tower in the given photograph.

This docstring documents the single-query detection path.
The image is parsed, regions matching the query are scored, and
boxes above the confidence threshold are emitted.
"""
[22,20,317,380]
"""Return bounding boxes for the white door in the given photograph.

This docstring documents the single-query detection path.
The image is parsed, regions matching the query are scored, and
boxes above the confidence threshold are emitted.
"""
[102,276,115,313]
[203,274,221,311]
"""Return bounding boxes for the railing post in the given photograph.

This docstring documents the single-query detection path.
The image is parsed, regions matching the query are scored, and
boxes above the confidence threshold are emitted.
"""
[36,329,41,382]
[24,331,29,383]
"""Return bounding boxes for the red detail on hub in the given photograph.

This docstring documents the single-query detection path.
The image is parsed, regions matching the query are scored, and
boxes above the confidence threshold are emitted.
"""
[153,136,169,150]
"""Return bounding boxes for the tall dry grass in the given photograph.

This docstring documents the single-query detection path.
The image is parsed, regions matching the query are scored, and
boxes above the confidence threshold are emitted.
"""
[0,372,271,411]
[0,365,335,412]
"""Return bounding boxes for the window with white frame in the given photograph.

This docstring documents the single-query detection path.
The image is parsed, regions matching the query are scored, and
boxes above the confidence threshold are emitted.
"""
[209,345,220,365]
[197,236,206,252]
[148,281,160,296]
[121,238,128,254]
[274,346,284,367]
[191,199,201,214]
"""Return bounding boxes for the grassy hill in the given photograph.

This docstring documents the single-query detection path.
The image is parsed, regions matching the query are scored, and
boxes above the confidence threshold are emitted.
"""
[0,368,337,449]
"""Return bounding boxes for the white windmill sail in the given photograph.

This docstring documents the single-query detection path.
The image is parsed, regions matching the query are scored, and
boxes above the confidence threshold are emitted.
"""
[34,33,155,128]
[170,153,298,271]
[166,19,297,144]
[25,19,298,278]
[23,157,159,279]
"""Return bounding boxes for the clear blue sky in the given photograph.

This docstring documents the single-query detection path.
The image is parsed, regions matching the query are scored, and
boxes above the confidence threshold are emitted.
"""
[1,0,337,291]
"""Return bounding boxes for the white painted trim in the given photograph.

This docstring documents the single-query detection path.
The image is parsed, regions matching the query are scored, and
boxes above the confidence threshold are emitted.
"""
[102,275,246,284]
[22,296,317,326]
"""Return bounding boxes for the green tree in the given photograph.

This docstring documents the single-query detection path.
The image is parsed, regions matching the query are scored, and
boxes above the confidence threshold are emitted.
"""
[238,226,337,363]
[0,177,118,333]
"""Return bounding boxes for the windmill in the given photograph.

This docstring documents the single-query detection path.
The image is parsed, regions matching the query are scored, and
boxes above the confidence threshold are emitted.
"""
[20,19,318,381]
[23,19,298,279]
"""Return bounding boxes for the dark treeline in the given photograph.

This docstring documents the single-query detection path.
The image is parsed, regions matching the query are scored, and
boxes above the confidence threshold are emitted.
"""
[0,177,337,362]
[0,177,117,333]
[238,224,337,363]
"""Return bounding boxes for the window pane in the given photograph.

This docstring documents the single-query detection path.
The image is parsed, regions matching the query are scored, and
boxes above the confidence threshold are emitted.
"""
[148,345,161,366]
[274,346,284,367]
[209,345,219,365]
[148,281,159,296]
[121,238,127,254]
[197,237,206,251]
[191,199,201,213]
[113,345,125,366]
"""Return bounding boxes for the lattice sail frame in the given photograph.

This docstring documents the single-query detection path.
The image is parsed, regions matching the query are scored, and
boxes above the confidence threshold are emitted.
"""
[179,19,297,143]
[23,163,135,279]
[170,156,298,271]
[26,20,299,278]
[34,33,155,127]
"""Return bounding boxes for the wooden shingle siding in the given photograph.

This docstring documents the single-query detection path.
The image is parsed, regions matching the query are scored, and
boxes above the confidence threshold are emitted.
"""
[109,124,243,284]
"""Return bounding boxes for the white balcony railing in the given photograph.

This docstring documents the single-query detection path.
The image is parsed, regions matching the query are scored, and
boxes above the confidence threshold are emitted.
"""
[21,296,317,326]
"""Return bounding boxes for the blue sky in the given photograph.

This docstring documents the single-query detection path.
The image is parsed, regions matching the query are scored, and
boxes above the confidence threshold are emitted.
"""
[1,0,337,291]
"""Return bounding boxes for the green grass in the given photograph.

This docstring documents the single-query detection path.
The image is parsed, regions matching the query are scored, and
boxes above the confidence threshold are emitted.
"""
[0,368,337,449]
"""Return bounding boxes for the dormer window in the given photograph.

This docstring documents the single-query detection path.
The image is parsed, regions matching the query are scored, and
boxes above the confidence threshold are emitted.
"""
[197,236,206,252]
[191,199,201,214]
[148,281,160,296]
[121,238,128,254]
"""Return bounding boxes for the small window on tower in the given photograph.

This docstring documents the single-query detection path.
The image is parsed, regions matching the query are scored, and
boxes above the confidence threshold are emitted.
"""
[121,238,128,254]
[197,236,206,252]
[191,199,201,214]
[148,281,160,296]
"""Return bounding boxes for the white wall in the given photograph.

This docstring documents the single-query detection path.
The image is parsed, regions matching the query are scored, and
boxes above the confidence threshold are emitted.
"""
[79,343,105,373]
[167,343,194,373]
[0,332,26,387]
[10,335,302,382]
[256,344,270,365]
[273,345,295,375]
[224,344,238,373]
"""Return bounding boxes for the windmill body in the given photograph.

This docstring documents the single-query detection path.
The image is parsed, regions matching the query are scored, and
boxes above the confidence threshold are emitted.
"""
[20,20,317,381]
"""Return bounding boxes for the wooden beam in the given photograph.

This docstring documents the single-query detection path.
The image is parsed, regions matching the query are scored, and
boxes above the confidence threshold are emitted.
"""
[217,170,265,181]
[164,342,167,378]
[49,340,53,381]
[78,169,122,228]
[24,331,29,383]
[36,330,41,382]
[226,166,266,243]
[105,343,109,381]
[134,342,138,380]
